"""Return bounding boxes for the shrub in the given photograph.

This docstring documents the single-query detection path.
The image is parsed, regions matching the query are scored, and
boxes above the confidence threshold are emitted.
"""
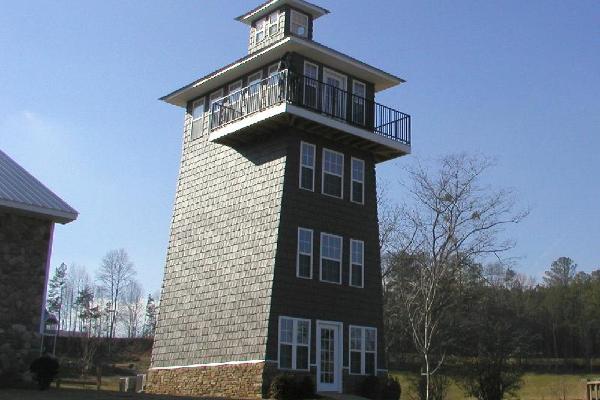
[297,375,316,399]
[380,375,401,400]
[29,355,60,390]
[357,375,401,400]
[413,374,449,400]
[269,374,315,400]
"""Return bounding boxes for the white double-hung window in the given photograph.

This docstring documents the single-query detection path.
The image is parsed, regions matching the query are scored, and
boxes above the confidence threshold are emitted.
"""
[290,10,309,38]
[299,142,315,191]
[191,98,206,139]
[322,149,344,198]
[297,228,313,279]
[320,233,342,284]
[279,317,310,370]
[350,239,364,288]
[351,158,365,204]
[349,326,377,375]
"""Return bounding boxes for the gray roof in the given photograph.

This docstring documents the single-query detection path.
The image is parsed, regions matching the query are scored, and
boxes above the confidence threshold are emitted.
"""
[0,149,78,223]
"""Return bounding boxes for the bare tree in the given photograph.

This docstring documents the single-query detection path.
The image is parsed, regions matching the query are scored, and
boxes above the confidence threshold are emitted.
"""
[121,280,144,338]
[96,249,136,340]
[387,154,527,400]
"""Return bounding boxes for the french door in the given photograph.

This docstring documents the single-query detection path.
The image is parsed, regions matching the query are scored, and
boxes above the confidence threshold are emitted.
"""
[316,321,342,393]
[322,70,347,120]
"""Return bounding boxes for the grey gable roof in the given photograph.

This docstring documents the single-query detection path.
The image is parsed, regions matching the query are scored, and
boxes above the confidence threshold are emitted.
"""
[0,149,78,224]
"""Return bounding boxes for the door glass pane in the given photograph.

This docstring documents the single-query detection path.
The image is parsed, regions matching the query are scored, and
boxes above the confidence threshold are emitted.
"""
[304,64,318,109]
[320,328,335,384]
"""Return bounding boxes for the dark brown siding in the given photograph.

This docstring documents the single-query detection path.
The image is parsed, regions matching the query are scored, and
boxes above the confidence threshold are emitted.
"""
[266,130,386,371]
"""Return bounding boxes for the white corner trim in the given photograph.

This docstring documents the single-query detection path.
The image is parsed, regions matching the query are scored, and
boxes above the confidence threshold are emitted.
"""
[150,359,265,371]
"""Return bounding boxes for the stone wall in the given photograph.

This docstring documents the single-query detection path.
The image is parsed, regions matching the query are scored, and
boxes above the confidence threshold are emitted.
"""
[0,211,52,384]
[146,362,268,399]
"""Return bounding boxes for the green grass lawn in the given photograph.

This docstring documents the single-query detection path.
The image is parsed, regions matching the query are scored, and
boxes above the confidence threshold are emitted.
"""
[392,371,597,400]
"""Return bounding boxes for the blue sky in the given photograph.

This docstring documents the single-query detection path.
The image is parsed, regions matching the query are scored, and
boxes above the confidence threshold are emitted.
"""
[1,0,598,295]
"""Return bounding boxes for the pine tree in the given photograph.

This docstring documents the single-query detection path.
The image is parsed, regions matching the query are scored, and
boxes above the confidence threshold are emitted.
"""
[142,294,157,338]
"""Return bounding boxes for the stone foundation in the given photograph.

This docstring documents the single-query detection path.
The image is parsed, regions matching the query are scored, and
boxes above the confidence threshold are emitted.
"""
[146,361,268,399]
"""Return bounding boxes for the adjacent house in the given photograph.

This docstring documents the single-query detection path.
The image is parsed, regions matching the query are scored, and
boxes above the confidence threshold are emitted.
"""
[147,0,410,397]
[0,149,77,382]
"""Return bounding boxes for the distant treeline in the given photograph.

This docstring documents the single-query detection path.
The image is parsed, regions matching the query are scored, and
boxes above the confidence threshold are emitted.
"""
[384,256,600,368]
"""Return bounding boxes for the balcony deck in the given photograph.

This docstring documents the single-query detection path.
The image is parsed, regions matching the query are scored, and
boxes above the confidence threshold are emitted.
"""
[206,70,411,162]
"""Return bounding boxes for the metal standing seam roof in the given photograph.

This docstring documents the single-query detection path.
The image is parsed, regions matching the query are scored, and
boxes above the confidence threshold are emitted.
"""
[0,149,78,224]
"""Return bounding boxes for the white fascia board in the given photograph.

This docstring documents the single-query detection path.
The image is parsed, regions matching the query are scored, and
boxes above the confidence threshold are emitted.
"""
[163,38,293,107]
[286,104,411,154]
[287,37,404,92]
[236,0,329,25]
[208,103,411,156]
[163,37,405,108]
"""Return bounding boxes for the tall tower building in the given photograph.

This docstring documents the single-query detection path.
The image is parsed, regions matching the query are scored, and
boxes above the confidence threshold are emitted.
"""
[147,0,410,397]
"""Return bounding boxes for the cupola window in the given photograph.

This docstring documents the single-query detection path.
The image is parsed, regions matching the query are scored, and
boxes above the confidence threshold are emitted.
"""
[291,10,309,38]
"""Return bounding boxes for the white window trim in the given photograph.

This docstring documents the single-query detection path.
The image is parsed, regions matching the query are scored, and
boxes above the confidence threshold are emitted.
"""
[299,141,316,192]
[321,148,344,199]
[297,228,313,279]
[320,232,343,285]
[278,316,311,371]
[248,71,263,85]
[228,80,243,94]
[290,9,309,38]
[255,18,266,43]
[322,68,348,91]
[348,325,377,376]
[268,11,280,36]
[352,80,367,125]
[351,157,365,205]
[349,239,364,288]
[268,64,279,76]
[209,89,224,109]
[191,97,205,123]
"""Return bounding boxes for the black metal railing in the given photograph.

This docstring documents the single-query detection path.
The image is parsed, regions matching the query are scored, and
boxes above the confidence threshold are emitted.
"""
[210,70,411,146]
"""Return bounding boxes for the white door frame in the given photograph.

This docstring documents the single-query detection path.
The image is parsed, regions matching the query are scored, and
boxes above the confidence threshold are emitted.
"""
[316,320,343,393]
[322,68,347,119]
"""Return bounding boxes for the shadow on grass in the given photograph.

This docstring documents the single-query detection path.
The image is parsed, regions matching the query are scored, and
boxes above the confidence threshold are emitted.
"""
[0,387,237,400]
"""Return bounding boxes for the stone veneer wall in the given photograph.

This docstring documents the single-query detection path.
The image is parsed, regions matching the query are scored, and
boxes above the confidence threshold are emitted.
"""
[147,362,269,399]
[0,211,52,383]
[149,104,288,371]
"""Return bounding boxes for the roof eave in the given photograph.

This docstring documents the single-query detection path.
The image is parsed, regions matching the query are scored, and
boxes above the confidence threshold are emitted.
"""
[0,200,78,224]
[235,0,330,25]
[160,37,406,108]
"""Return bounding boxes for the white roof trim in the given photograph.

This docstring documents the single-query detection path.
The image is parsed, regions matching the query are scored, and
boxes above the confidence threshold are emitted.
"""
[236,0,329,25]
[162,37,404,108]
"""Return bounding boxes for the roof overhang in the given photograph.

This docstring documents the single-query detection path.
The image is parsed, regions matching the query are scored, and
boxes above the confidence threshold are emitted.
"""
[0,200,78,224]
[236,0,330,25]
[161,36,405,108]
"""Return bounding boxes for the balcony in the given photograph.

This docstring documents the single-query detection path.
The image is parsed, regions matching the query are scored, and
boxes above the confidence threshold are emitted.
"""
[207,70,411,159]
